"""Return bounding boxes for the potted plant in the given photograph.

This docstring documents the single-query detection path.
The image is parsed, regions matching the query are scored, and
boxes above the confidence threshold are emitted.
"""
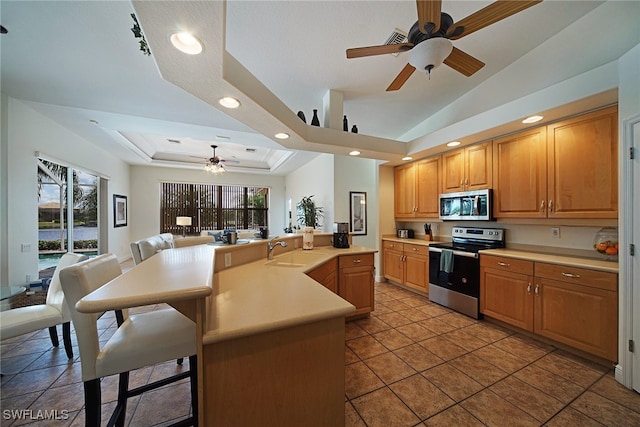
[296,195,323,249]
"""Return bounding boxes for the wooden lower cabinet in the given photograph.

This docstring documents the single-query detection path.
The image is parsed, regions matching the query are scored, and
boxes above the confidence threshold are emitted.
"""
[307,258,338,293]
[480,255,618,361]
[339,254,375,318]
[382,240,429,293]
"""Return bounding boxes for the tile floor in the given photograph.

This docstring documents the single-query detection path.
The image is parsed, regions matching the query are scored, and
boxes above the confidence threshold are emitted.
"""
[1,280,639,426]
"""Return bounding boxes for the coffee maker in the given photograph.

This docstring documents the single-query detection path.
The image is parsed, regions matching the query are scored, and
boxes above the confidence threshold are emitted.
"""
[333,222,350,248]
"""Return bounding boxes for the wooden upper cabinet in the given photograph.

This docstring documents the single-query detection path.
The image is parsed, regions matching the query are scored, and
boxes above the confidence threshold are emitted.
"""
[442,141,492,193]
[415,156,441,217]
[394,163,416,218]
[493,127,548,218]
[394,156,441,218]
[546,106,618,219]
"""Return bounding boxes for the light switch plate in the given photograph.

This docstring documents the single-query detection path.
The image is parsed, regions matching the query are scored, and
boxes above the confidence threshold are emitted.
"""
[551,227,560,238]
[224,253,232,267]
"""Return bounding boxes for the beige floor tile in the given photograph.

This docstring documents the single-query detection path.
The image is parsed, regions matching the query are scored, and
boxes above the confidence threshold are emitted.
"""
[345,401,366,427]
[417,317,457,335]
[390,374,455,420]
[375,311,413,328]
[345,345,360,365]
[396,307,432,322]
[449,353,509,386]
[533,351,607,388]
[441,329,488,352]
[420,336,468,361]
[461,389,540,427]
[351,387,420,427]
[383,299,414,312]
[570,390,640,426]
[471,343,531,374]
[437,312,478,329]
[492,334,554,363]
[462,322,513,343]
[373,328,415,350]
[490,376,564,423]
[422,364,484,402]
[364,352,416,385]
[514,364,584,404]
[394,343,444,372]
[0,365,68,399]
[346,335,389,360]
[345,321,368,340]
[424,405,485,427]
[416,304,450,318]
[395,322,437,342]
[345,361,385,399]
[129,381,192,426]
[545,407,605,426]
[589,373,640,412]
[354,316,391,334]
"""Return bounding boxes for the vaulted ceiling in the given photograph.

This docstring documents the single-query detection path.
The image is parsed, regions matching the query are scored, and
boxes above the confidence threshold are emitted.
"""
[1,1,639,175]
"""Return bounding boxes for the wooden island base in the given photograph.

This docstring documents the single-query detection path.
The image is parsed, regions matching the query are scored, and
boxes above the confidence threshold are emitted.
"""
[201,316,346,426]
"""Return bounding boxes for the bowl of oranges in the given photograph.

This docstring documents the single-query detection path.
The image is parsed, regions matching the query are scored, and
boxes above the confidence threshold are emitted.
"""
[593,227,618,260]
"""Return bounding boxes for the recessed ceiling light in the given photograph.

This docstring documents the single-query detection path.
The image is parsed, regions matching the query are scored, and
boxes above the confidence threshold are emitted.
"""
[447,141,461,147]
[349,150,361,156]
[170,32,203,55]
[402,156,413,161]
[218,97,240,109]
[522,115,543,124]
[274,133,289,139]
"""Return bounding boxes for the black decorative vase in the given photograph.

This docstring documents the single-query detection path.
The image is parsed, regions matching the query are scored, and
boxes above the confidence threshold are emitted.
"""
[343,115,348,131]
[311,109,320,126]
[297,111,306,123]
[351,125,358,134]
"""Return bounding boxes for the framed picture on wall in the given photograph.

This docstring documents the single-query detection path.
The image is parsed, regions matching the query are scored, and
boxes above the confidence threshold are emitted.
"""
[349,191,367,235]
[113,194,127,228]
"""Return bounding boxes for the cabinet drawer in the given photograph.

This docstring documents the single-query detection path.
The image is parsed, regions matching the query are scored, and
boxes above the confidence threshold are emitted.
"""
[480,255,533,275]
[383,240,403,251]
[340,253,374,269]
[535,262,617,291]
[404,243,429,256]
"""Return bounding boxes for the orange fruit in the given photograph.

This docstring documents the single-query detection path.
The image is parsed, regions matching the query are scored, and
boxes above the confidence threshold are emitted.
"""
[596,242,608,252]
[605,246,618,255]
[615,242,619,250]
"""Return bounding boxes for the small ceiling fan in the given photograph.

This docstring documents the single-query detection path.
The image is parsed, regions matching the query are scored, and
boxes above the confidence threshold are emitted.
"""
[202,145,238,174]
[346,0,542,91]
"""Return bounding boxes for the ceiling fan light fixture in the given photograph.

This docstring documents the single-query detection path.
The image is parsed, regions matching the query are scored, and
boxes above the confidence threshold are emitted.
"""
[218,97,240,109]
[170,32,203,55]
[274,132,289,139]
[408,38,453,74]
[522,115,544,124]
[204,163,225,174]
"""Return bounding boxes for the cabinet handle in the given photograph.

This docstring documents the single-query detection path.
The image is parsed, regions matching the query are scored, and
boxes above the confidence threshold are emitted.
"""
[412,247,418,251]
[540,200,545,212]
[465,178,469,189]
[548,199,553,212]
[561,272,581,279]
[352,259,362,264]
[497,261,510,267]
[534,284,540,296]
[527,283,531,294]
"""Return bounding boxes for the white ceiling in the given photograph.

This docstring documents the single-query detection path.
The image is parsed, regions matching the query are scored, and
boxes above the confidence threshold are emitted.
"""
[1,1,639,175]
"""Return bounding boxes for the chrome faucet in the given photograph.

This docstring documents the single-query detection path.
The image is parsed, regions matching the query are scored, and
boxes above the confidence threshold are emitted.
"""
[267,237,287,260]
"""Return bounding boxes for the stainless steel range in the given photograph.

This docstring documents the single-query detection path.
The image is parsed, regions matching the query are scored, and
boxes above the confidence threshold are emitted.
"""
[428,227,505,318]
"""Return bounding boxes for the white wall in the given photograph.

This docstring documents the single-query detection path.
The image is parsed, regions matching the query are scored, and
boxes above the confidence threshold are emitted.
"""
[284,154,334,232]
[129,165,286,241]
[1,96,130,285]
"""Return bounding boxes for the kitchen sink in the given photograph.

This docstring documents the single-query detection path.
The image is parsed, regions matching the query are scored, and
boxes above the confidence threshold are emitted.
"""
[265,251,328,267]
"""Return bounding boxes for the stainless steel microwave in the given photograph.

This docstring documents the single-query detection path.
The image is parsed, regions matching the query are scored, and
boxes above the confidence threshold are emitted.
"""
[439,189,493,221]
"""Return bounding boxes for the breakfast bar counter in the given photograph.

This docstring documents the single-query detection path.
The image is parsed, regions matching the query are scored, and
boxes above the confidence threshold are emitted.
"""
[77,236,371,426]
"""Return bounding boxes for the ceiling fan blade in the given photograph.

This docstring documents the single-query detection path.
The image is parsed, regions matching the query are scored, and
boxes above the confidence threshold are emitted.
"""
[447,0,542,40]
[443,47,485,77]
[386,63,416,91]
[346,43,414,59]
[416,0,442,34]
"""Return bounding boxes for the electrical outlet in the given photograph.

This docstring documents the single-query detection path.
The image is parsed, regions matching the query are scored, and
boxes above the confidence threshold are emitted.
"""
[551,227,561,238]
[224,253,232,268]
[21,243,31,252]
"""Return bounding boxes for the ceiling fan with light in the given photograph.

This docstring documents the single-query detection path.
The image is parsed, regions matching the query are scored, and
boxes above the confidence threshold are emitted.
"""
[203,145,234,174]
[346,0,542,91]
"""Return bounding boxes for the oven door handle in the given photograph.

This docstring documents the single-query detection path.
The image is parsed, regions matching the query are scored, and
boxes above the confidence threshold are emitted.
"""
[428,247,478,259]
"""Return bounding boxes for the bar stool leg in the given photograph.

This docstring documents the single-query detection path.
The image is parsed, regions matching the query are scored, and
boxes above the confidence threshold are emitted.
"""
[83,379,101,427]
[189,355,198,427]
[62,322,73,359]
[48,326,59,347]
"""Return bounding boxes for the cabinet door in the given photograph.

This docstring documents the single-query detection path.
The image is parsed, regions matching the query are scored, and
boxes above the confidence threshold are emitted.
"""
[383,248,404,284]
[442,149,465,193]
[404,252,428,292]
[415,156,441,217]
[535,278,617,361]
[480,268,534,331]
[493,128,547,218]
[308,259,338,293]
[546,106,618,219]
[339,265,374,317]
[465,141,493,191]
[394,164,416,218]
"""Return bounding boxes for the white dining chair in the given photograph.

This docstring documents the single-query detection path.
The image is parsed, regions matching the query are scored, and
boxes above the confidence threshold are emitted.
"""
[0,252,88,359]
[59,253,198,427]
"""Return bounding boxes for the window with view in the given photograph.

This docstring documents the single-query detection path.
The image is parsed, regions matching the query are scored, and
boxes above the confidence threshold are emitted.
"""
[160,182,269,235]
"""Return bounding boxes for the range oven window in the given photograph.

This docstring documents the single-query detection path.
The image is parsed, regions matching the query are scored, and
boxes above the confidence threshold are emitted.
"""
[428,251,480,298]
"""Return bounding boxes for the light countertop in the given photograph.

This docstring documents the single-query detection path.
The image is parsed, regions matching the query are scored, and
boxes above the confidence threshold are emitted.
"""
[203,245,375,345]
[479,248,618,273]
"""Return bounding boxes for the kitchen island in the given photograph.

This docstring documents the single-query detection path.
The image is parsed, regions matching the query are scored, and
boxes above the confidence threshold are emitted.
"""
[77,235,373,426]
